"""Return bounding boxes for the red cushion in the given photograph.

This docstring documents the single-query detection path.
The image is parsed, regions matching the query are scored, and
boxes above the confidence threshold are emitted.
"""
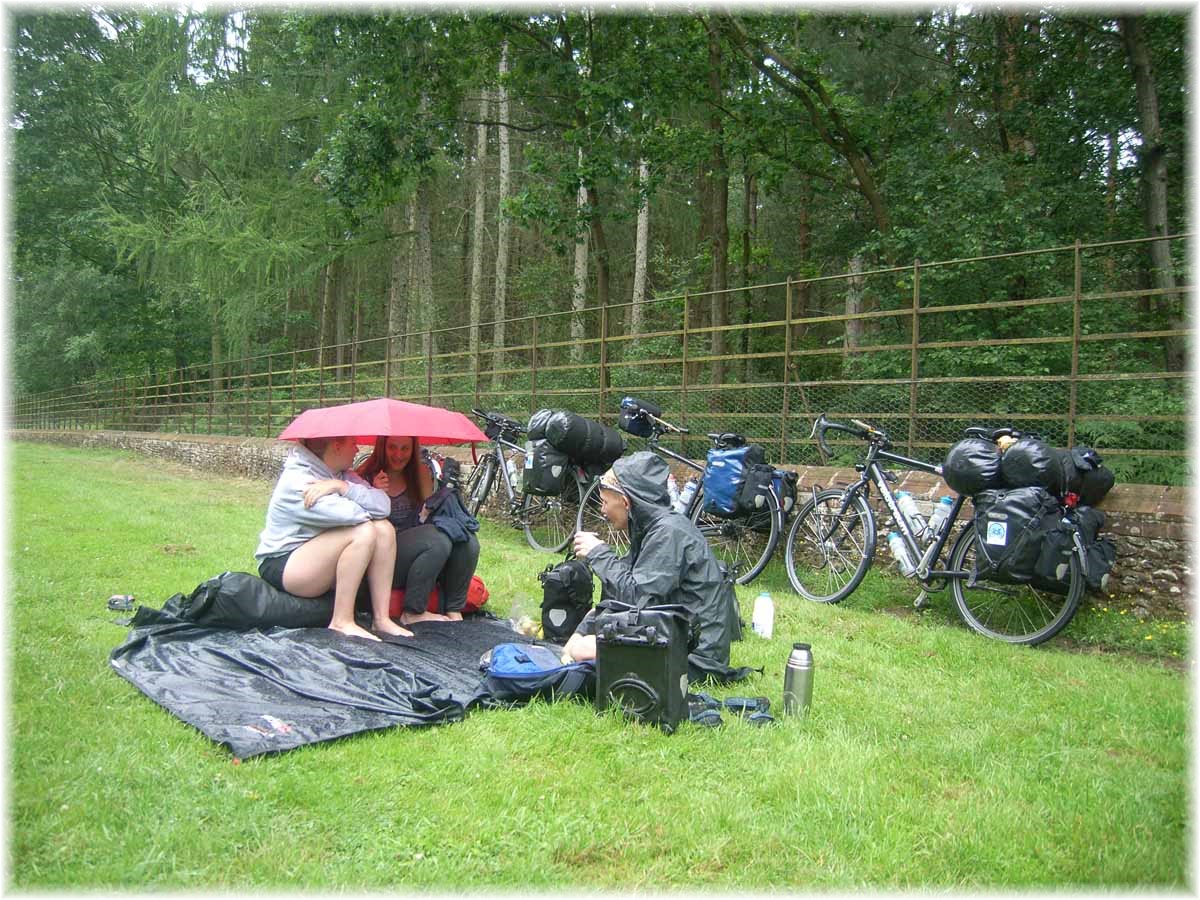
[388,576,488,617]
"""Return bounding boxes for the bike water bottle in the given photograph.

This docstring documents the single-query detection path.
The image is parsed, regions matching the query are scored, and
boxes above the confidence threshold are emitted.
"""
[896,491,927,538]
[666,473,680,509]
[675,477,699,515]
[506,457,521,491]
[887,531,917,576]
[926,496,954,541]
[751,591,774,639]
[782,642,813,717]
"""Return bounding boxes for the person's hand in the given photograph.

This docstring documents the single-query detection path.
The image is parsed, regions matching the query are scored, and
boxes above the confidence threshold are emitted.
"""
[302,478,345,508]
[573,531,604,559]
[372,472,390,491]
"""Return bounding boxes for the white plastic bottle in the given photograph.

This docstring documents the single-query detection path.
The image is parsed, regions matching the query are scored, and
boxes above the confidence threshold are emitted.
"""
[751,591,774,639]
[887,532,917,576]
[506,456,521,491]
[675,477,699,515]
[666,473,680,509]
[926,495,954,541]
[896,491,927,538]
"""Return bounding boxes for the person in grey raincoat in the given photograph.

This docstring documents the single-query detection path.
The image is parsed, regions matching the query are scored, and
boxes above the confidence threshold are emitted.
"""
[565,451,749,683]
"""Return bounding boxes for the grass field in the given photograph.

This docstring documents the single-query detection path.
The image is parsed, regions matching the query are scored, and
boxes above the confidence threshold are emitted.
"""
[9,441,1191,889]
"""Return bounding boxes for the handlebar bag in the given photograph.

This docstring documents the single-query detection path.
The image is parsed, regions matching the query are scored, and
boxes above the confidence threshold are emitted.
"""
[481,643,594,704]
[943,438,1002,496]
[618,396,661,438]
[702,444,766,517]
[483,412,522,441]
[971,486,1060,584]
[545,410,626,467]
[523,438,570,496]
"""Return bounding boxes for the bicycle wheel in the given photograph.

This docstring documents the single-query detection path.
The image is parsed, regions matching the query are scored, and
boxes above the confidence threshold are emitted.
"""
[576,478,631,557]
[689,485,781,585]
[522,472,584,553]
[948,528,1083,645]
[784,488,876,603]
[464,456,495,517]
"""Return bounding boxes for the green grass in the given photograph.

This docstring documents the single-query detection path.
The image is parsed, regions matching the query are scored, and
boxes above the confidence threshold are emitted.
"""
[9,442,1191,889]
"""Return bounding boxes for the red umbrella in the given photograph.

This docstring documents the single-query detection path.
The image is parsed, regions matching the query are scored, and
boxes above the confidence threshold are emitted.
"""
[278,397,486,445]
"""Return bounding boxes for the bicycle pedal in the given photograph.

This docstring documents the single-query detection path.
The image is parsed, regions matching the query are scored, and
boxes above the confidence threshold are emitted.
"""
[913,590,931,610]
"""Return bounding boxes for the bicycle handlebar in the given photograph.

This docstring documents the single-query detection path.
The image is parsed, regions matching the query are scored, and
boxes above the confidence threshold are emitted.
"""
[810,413,884,456]
[469,408,526,436]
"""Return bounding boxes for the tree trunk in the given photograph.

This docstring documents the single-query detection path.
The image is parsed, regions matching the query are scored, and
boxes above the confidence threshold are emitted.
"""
[469,90,489,360]
[570,147,588,363]
[1120,14,1184,371]
[994,14,1037,158]
[334,259,347,383]
[492,42,511,385]
[210,300,223,411]
[707,20,729,408]
[414,178,436,364]
[845,256,865,352]
[387,202,410,362]
[740,169,755,380]
[795,176,812,343]
[630,157,650,338]
[318,257,333,376]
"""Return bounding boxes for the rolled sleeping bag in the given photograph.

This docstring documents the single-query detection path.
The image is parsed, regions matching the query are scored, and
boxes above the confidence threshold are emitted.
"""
[942,437,1002,497]
[527,408,555,441]
[999,436,1063,494]
[545,411,626,466]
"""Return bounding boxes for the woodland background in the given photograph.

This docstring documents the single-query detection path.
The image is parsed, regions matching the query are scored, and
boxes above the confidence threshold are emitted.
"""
[8,9,1190,479]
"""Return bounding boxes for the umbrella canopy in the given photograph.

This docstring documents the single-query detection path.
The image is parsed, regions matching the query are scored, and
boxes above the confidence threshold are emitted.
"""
[278,398,486,445]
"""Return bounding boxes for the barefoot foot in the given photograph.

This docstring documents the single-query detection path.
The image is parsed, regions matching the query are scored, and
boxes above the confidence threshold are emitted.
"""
[445,611,463,621]
[329,621,381,641]
[399,610,449,625]
[373,618,414,638]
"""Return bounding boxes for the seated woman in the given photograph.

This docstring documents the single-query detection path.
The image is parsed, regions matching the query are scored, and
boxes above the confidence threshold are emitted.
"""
[357,436,481,624]
[255,435,409,641]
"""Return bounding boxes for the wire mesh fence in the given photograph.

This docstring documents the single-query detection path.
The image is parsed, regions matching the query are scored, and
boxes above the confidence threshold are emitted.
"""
[13,236,1191,485]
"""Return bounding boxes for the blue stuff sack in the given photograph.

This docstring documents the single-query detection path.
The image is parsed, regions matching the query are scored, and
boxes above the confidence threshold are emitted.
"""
[481,643,594,703]
[702,444,766,517]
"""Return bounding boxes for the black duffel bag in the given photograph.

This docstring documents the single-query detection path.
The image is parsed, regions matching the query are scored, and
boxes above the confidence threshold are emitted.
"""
[524,439,570,495]
[1063,446,1116,506]
[545,410,627,467]
[972,486,1061,584]
[999,436,1064,494]
[943,438,1002,496]
[527,408,555,441]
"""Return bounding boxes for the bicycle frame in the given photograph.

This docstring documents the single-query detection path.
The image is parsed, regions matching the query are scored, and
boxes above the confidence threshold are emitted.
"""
[830,442,969,585]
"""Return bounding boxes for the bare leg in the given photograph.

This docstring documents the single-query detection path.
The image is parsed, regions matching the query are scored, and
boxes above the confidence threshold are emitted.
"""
[366,520,411,637]
[283,524,380,641]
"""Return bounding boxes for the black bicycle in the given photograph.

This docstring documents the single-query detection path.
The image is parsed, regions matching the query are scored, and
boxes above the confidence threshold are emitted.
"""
[783,415,1087,645]
[464,409,585,553]
[586,399,782,584]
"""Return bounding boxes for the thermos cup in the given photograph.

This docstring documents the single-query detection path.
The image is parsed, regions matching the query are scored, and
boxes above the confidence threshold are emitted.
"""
[782,642,814,716]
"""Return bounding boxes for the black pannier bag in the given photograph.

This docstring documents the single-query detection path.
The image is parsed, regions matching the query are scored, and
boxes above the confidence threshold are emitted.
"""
[524,438,570,496]
[538,558,595,643]
[737,462,776,516]
[527,408,555,441]
[971,486,1061,584]
[1066,446,1115,506]
[773,469,799,519]
[999,436,1063,494]
[943,438,1002,496]
[618,396,662,438]
[595,602,693,734]
[1033,506,1115,593]
[544,410,627,468]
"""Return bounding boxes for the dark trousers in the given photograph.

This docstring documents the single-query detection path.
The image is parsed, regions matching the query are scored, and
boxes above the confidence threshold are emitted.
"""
[393,524,480,613]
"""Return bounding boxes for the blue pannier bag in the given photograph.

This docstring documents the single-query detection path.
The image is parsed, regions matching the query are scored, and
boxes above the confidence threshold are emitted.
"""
[480,643,595,704]
[702,444,766,517]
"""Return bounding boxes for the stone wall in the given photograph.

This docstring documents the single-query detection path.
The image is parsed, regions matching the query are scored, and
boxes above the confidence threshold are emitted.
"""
[14,429,1191,617]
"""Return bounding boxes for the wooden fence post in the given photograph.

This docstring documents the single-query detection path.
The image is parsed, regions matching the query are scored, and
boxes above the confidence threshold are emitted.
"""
[681,292,690,432]
[531,317,539,413]
[425,331,433,405]
[1069,240,1082,447]
[780,278,792,463]
[599,303,609,420]
[908,260,921,456]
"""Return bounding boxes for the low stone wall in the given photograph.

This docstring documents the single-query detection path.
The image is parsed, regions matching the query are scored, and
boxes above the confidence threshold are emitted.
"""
[14,429,1192,617]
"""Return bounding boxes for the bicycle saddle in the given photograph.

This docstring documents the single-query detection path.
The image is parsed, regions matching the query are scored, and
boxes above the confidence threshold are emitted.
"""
[707,432,746,448]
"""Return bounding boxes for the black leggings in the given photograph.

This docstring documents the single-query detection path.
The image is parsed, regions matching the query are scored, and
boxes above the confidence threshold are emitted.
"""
[393,524,481,613]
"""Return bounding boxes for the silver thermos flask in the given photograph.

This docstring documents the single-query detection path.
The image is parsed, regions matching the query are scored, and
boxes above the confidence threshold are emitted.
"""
[782,642,814,716]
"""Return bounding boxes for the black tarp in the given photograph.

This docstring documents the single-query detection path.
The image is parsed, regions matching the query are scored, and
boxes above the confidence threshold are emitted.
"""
[111,598,538,759]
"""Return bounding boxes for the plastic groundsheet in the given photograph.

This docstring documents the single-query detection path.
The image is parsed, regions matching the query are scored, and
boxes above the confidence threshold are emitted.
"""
[111,607,534,759]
